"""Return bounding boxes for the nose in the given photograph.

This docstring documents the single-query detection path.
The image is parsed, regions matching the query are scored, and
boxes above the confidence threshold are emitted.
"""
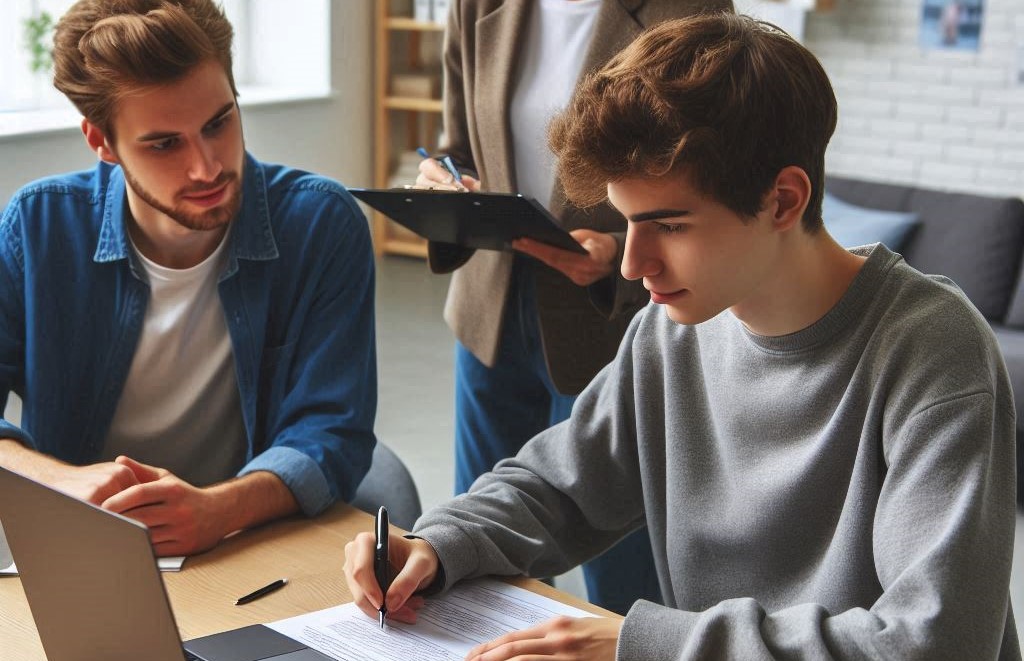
[187,139,222,183]
[620,224,661,281]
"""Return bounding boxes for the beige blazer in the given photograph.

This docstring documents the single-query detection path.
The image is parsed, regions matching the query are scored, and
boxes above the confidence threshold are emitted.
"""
[430,0,734,394]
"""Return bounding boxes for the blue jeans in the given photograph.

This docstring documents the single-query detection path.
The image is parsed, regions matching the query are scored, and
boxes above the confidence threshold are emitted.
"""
[454,262,661,615]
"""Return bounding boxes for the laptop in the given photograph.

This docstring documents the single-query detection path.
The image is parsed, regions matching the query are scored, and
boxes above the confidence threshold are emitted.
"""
[0,466,332,661]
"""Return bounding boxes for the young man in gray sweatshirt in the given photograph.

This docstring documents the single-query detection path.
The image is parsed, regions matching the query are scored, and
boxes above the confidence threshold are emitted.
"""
[344,13,1019,660]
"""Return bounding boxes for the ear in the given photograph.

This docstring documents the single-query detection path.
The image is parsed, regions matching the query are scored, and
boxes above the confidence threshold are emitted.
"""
[766,166,811,233]
[81,118,119,164]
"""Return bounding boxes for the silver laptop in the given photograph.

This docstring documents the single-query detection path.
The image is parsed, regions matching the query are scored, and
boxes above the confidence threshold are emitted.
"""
[0,466,332,661]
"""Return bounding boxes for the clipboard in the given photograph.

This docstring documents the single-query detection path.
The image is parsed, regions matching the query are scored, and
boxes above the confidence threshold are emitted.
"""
[349,188,588,255]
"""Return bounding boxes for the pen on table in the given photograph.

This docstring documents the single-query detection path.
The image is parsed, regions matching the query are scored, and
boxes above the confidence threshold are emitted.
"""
[234,578,287,606]
[374,505,391,630]
[416,147,464,186]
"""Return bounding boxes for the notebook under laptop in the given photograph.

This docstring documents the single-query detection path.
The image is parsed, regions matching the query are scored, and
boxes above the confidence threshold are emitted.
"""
[0,466,331,661]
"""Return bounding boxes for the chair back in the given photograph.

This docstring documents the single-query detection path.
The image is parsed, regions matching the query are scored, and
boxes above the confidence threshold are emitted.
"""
[351,441,423,531]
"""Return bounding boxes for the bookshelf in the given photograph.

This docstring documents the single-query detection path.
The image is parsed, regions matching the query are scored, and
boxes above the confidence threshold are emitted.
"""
[372,2,446,258]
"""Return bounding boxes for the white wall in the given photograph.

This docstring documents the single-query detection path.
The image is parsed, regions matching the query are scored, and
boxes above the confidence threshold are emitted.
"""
[805,0,1024,198]
[0,0,374,206]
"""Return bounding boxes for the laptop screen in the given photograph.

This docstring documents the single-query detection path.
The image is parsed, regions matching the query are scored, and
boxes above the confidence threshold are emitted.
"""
[0,467,186,661]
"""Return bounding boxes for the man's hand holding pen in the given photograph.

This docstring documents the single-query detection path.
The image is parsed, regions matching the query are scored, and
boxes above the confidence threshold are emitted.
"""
[343,523,436,625]
[342,512,623,660]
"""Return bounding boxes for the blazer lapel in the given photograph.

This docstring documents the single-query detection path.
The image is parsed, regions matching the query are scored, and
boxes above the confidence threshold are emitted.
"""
[474,2,531,193]
[579,0,646,78]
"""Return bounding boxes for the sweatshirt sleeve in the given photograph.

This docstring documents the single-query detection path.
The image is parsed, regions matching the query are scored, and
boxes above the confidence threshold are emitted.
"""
[413,313,650,588]
[616,389,1017,660]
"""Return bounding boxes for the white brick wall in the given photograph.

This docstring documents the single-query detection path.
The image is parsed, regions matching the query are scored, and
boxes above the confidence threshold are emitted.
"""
[804,0,1024,198]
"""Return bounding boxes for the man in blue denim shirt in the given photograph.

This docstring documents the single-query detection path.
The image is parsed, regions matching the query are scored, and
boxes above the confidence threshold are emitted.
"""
[0,0,376,556]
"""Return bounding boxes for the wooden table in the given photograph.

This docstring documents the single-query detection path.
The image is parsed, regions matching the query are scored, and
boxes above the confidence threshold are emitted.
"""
[0,504,612,659]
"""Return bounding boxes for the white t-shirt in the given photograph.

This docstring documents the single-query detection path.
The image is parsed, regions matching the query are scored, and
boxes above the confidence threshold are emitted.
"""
[101,231,247,487]
[509,0,601,204]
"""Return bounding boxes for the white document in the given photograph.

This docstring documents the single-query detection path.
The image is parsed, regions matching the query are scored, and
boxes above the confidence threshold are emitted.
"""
[0,555,185,575]
[267,578,597,660]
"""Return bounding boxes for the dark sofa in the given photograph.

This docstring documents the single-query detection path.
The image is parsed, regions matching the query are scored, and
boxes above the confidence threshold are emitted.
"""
[826,175,1024,504]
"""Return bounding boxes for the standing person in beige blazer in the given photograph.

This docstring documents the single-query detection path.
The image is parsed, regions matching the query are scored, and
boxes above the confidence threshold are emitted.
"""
[417,0,733,614]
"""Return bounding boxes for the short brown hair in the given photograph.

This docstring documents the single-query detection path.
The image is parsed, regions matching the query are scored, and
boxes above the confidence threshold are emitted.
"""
[53,0,237,137]
[549,13,837,231]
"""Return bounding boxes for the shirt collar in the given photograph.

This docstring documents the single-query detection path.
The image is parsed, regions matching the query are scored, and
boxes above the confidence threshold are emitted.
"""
[93,151,279,272]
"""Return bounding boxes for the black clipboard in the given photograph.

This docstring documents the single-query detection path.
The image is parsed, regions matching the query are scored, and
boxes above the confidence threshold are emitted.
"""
[349,188,587,255]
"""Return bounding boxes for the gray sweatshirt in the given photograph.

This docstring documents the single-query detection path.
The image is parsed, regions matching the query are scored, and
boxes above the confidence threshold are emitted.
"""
[413,245,1020,660]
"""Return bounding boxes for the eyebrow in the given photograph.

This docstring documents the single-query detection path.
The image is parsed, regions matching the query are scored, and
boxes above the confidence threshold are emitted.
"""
[628,208,692,223]
[135,101,236,142]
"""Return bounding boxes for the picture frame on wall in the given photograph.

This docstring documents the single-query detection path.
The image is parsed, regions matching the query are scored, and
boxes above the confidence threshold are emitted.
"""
[920,0,984,52]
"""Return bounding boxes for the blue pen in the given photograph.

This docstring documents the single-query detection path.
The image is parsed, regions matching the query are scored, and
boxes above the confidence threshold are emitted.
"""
[417,147,463,184]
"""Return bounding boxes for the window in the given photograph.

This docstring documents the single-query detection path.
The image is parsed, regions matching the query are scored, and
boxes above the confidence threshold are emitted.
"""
[0,0,330,136]
[0,0,74,114]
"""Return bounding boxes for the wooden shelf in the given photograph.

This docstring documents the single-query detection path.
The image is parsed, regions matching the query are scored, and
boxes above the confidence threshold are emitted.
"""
[378,236,430,258]
[384,96,444,112]
[373,1,443,258]
[386,17,445,32]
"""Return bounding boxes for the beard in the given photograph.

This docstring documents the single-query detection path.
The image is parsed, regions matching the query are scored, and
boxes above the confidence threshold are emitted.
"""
[121,163,243,232]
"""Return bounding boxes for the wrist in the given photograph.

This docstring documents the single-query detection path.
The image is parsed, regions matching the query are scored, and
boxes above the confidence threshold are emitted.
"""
[208,470,299,534]
[0,439,68,482]
[403,535,445,596]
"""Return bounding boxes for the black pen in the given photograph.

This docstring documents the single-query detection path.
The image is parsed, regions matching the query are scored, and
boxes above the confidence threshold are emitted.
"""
[234,578,287,606]
[374,506,391,629]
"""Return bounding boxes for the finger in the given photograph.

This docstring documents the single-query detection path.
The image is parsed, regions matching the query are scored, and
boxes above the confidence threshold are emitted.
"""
[412,174,465,191]
[460,175,482,192]
[385,540,437,612]
[116,501,172,529]
[80,464,140,504]
[382,593,425,625]
[111,462,144,491]
[114,455,165,483]
[469,617,576,659]
[146,523,179,546]
[568,229,616,264]
[511,237,579,268]
[387,603,420,625]
[102,479,175,514]
[468,635,561,661]
[152,539,189,558]
[342,542,381,622]
[343,533,384,608]
[418,158,456,185]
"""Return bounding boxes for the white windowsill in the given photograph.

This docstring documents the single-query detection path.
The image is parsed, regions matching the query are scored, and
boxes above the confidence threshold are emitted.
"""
[0,85,336,142]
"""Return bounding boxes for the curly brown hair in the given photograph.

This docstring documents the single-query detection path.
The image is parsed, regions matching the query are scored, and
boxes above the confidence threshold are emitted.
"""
[52,0,237,139]
[549,12,837,232]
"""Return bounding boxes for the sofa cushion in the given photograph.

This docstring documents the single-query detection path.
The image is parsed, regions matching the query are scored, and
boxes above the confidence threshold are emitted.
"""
[822,191,920,251]
[996,199,1024,327]
[826,176,1024,322]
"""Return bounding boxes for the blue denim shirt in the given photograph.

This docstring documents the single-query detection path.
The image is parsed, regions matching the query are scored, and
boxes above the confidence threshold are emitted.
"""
[0,153,377,515]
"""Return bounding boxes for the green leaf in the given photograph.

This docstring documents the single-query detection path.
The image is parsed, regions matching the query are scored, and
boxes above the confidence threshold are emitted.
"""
[23,11,55,75]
